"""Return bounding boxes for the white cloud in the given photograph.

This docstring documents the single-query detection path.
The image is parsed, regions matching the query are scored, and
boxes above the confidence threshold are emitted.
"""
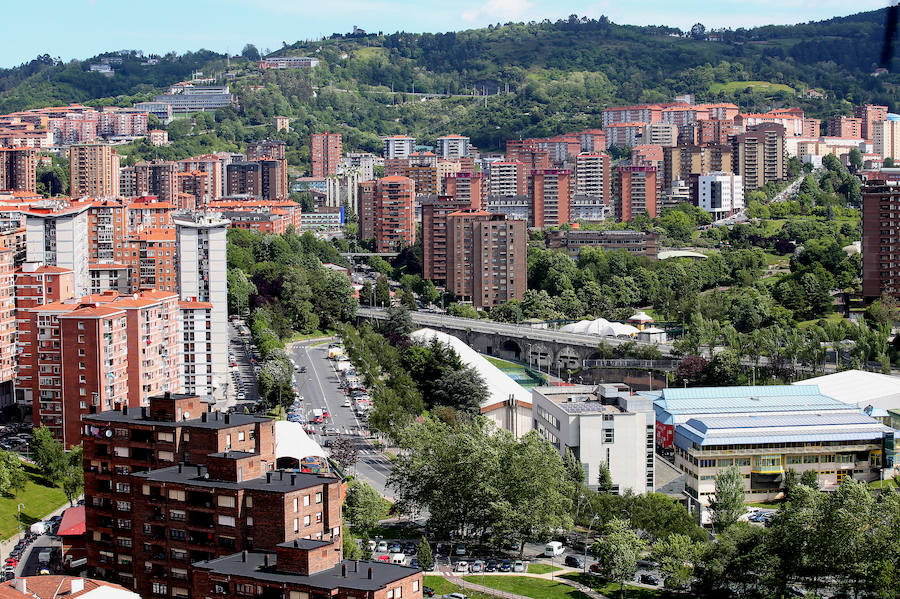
[461,0,536,22]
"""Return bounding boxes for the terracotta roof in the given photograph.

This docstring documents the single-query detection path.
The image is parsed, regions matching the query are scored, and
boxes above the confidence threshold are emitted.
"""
[179,300,213,309]
[59,305,124,319]
[58,506,85,536]
[0,576,133,599]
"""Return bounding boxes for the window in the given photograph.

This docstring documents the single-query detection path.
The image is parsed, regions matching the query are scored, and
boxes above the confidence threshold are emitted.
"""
[413,582,420,592]
[115,482,130,493]
[303,495,310,506]
[225,434,231,449]
[170,529,186,541]
[303,515,311,526]
[113,446,129,458]
[158,450,174,461]
[316,492,322,503]
[396,588,402,598]
[388,591,394,599]
[168,489,185,501]
[603,430,614,444]
[237,584,255,595]
[218,515,235,527]
[152,583,167,596]
[315,512,322,523]
[169,510,186,521]
[294,518,299,533]
[247,517,253,526]
[218,495,236,508]
[293,497,299,512]
[246,496,253,508]
[239,431,245,442]
[158,432,174,442]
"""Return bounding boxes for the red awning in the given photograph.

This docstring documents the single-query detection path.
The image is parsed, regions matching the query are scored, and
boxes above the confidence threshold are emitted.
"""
[57,506,85,536]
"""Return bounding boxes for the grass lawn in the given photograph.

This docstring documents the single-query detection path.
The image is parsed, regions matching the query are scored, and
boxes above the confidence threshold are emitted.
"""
[486,356,521,369]
[747,500,782,509]
[424,576,501,599]
[561,574,674,599]
[527,564,562,575]
[709,80,795,95]
[0,463,68,540]
[868,478,899,490]
[285,330,333,343]
[463,575,590,599]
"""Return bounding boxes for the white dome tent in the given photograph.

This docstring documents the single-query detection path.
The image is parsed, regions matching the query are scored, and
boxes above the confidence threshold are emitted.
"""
[559,317,639,338]
[274,420,327,470]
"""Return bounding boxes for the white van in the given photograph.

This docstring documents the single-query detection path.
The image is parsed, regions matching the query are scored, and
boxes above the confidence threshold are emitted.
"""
[390,553,405,565]
[544,541,564,557]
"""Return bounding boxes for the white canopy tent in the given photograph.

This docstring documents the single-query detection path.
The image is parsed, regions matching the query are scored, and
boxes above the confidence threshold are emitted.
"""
[560,318,639,337]
[274,420,327,462]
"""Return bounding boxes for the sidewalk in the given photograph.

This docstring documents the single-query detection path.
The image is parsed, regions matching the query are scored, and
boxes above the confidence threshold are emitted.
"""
[0,498,76,560]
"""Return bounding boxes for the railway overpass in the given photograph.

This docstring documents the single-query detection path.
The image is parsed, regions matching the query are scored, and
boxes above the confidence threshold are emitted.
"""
[356,307,678,372]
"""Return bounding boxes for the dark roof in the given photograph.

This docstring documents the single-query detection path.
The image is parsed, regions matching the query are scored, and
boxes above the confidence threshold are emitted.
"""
[278,539,332,551]
[193,554,418,591]
[208,451,255,459]
[132,464,338,492]
[83,408,272,430]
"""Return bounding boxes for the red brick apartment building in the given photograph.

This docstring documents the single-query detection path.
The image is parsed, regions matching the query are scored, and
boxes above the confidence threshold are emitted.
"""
[421,196,469,287]
[855,104,888,140]
[862,183,900,299]
[358,177,415,252]
[311,132,342,177]
[446,210,527,308]
[616,165,658,221]
[529,170,571,228]
[444,171,484,210]
[81,393,420,599]
[0,148,37,193]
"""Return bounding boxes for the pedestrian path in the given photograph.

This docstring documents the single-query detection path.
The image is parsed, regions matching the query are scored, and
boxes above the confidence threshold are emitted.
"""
[436,566,610,599]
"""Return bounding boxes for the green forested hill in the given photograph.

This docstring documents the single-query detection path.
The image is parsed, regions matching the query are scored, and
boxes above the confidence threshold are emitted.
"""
[5,10,900,163]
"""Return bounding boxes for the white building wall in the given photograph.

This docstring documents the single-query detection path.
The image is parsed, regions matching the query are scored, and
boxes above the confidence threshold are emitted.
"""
[698,172,744,219]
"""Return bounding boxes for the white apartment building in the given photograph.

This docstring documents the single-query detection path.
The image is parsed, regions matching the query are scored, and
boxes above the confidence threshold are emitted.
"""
[435,135,470,159]
[642,122,679,147]
[24,204,90,296]
[178,301,215,398]
[532,384,655,494]
[488,162,524,197]
[382,136,416,160]
[575,153,610,200]
[342,153,376,182]
[874,118,900,162]
[698,172,745,220]
[174,212,229,400]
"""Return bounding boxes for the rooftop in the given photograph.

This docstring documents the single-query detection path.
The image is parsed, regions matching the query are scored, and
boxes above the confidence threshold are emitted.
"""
[83,404,268,429]
[133,464,338,492]
[193,554,417,592]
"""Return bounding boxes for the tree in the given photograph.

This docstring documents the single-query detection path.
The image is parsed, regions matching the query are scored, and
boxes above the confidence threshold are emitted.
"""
[0,451,27,496]
[227,269,257,315]
[800,469,820,490]
[597,461,614,494]
[431,367,488,414]
[709,465,745,531]
[360,281,374,306]
[491,431,574,555]
[343,533,362,560]
[593,518,645,597]
[563,448,585,487]
[31,426,66,482]
[651,533,699,590]
[242,44,261,61]
[375,276,391,307]
[416,536,433,571]
[382,305,414,339]
[62,445,84,505]
[331,437,359,472]
[344,479,390,534]
[848,148,863,173]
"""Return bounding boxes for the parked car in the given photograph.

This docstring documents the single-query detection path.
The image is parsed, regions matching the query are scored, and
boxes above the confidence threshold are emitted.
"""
[409,558,420,569]
[564,555,584,569]
[639,574,659,586]
[368,540,377,551]
[455,544,466,556]
[404,542,416,554]
[471,560,484,573]
[423,588,434,598]
[455,561,469,573]
[377,540,389,553]
[485,560,498,572]
[513,561,525,573]
[589,563,603,575]
[499,560,512,572]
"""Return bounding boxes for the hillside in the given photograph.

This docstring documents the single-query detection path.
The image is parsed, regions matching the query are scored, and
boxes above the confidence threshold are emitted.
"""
[2,10,899,166]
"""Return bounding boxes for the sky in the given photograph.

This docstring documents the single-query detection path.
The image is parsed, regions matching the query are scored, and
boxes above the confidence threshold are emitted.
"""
[0,0,890,68]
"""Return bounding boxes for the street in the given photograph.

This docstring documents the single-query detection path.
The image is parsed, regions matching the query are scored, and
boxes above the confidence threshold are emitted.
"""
[288,339,394,497]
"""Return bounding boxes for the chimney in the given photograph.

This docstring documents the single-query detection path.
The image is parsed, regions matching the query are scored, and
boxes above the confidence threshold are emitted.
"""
[242,550,247,563]
[294,539,299,548]
[165,391,172,399]
[197,465,202,476]
[224,414,231,424]
[178,464,183,473]
[201,412,207,422]
[290,475,296,485]
[341,564,347,577]
[13,579,26,594]
[266,472,272,483]
[354,560,359,572]
[280,471,284,481]
[368,567,373,580]
[70,579,84,594]
[264,554,269,567]
[141,407,148,418]
[122,406,128,415]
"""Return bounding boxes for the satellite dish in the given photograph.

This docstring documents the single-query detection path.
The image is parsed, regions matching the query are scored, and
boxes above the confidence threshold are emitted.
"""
[183,412,190,420]
[104,429,113,438]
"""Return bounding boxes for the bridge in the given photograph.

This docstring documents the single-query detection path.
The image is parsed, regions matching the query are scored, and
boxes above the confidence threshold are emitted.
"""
[340,252,400,259]
[356,307,678,372]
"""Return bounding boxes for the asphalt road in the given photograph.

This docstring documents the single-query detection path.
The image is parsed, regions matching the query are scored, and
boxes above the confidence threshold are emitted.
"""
[288,340,394,497]
[226,320,259,410]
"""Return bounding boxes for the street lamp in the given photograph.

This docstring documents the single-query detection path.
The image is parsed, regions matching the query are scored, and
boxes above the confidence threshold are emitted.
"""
[17,503,25,540]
